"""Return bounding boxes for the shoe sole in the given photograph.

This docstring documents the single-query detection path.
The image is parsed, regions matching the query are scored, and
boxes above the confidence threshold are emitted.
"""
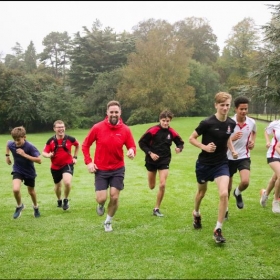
[260,189,267,207]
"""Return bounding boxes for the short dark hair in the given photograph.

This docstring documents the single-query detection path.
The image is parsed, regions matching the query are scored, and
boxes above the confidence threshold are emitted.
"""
[234,96,249,108]
[159,110,173,120]
[107,100,121,110]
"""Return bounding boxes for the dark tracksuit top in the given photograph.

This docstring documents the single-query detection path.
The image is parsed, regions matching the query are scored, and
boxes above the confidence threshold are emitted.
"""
[138,124,184,165]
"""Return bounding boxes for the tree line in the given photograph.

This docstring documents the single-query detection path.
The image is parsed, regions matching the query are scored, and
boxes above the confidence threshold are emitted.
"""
[1,3,280,133]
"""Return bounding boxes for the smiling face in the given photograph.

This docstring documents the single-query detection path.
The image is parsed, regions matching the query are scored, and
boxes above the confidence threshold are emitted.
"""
[107,105,121,125]
[53,121,65,139]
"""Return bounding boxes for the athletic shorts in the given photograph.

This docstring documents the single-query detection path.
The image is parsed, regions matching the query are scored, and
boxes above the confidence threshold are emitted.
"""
[267,157,280,164]
[228,158,251,177]
[145,162,170,171]
[195,160,229,184]
[51,164,74,184]
[95,166,125,191]
[12,172,35,188]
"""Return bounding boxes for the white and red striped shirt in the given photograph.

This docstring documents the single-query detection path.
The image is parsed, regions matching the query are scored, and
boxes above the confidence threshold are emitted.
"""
[227,115,257,160]
[266,120,280,159]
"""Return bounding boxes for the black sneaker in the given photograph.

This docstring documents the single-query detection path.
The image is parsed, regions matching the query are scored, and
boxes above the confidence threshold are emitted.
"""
[33,206,41,218]
[153,208,164,217]
[213,228,226,243]
[62,199,69,210]
[57,199,62,208]
[233,188,244,209]
[224,210,229,221]
[13,204,25,219]
[193,211,202,229]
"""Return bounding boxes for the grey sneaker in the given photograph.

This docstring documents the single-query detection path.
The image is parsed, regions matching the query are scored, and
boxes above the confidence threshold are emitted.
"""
[33,206,40,218]
[62,199,69,210]
[153,208,164,217]
[104,222,113,232]
[96,204,105,216]
[13,204,25,219]
[260,189,268,207]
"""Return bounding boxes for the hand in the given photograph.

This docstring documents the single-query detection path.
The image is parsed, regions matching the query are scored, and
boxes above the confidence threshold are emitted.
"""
[266,142,271,149]
[150,152,159,161]
[127,148,135,159]
[232,151,238,159]
[16,148,25,157]
[6,157,12,165]
[175,147,181,154]
[233,131,243,141]
[206,142,216,153]
[87,162,98,173]
[247,140,254,150]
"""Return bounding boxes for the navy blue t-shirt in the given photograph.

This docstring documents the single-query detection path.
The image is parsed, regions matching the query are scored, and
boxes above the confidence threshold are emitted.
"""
[8,140,40,178]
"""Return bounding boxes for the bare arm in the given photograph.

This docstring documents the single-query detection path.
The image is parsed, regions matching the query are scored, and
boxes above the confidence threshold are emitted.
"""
[189,130,216,153]
[16,148,42,164]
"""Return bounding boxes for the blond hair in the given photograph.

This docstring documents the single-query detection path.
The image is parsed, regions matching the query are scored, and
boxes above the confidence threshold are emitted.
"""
[215,92,232,104]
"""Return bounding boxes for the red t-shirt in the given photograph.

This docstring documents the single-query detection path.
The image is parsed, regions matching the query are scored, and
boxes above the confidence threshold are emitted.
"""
[43,135,79,170]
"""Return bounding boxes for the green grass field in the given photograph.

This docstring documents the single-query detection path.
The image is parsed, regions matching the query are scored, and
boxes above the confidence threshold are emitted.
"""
[0,117,278,279]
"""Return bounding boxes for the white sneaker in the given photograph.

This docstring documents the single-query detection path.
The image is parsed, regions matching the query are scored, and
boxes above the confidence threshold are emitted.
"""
[104,222,113,232]
[260,189,268,207]
[272,200,280,213]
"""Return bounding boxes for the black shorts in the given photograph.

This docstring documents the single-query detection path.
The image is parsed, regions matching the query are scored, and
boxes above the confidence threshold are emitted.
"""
[95,166,125,191]
[51,164,74,184]
[145,157,171,172]
[267,158,280,164]
[12,172,35,188]
[228,158,251,177]
[195,160,229,184]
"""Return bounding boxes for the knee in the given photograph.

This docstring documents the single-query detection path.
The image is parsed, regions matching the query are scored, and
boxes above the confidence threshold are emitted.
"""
[159,183,166,191]
[241,180,249,188]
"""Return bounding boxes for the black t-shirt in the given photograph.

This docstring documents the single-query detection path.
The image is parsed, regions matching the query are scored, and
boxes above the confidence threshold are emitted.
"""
[195,115,236,165]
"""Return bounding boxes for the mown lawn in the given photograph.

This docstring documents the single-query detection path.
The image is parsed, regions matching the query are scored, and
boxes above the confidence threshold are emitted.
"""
[0,117,279,279]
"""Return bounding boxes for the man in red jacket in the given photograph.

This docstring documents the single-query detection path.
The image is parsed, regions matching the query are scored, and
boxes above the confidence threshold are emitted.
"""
[82,100,136,232]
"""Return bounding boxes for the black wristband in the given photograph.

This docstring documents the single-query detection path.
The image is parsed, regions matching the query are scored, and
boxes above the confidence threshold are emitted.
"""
[5,154,10,157]
[73,156,77,159]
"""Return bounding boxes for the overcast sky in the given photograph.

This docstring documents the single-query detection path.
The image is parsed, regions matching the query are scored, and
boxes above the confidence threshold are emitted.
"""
[0,1,279,57]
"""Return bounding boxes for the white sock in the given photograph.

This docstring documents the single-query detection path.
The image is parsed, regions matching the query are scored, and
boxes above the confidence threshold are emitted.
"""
[105,215,112,224]
[235,188,241,196]
[215,221,223,230]
[193,210,200,217]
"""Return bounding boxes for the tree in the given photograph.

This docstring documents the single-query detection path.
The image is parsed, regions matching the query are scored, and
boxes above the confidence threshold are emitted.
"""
[117,23,195,124]
[68,20,135,96]
[174,17,220,64]
[39,31,71,79]
[24,41,37,73]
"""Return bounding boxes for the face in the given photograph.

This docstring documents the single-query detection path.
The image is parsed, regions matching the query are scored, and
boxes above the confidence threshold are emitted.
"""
[215,99,231,116]
[235,103,248,118]
[159,117,171,129]
[107,105,121,125]
[53,123,65,137]
[13,137,25,147]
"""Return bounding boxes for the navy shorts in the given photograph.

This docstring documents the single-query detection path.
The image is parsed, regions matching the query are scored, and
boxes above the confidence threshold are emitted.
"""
[12,172,35,188]
[51,164,74,184]
[195,160,229,184]
[95,166,125,191]
[228,158,251,177]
